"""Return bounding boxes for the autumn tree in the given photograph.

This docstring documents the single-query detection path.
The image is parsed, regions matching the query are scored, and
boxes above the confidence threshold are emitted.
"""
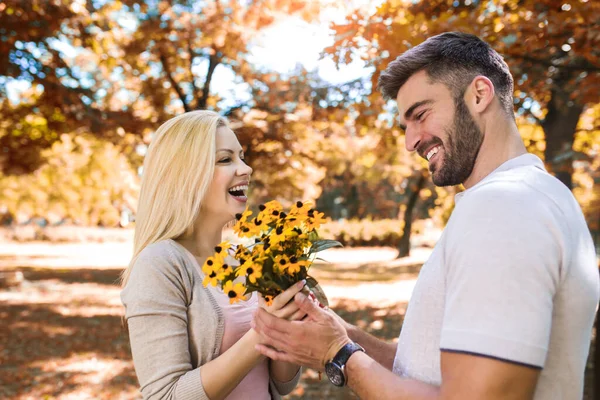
[0,0,321,174]
[0,0,146,174]
[325,0,600,190]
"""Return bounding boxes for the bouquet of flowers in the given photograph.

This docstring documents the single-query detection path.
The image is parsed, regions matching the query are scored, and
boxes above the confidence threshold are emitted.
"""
[202,200,341,306]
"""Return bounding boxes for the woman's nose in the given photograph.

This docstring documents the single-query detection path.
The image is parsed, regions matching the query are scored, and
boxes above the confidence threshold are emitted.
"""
[238,160,253,177]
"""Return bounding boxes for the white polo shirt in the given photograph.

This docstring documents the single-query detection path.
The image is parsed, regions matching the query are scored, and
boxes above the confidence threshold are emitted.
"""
[393,154,599,399]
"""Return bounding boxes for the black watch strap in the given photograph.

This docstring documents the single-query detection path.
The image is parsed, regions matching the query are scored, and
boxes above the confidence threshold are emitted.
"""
[332,341,365,368]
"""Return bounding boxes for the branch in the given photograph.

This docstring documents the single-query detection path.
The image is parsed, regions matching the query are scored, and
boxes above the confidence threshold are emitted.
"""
[187,39,201,108]
[159,51,191,112]
[198,50,219,110]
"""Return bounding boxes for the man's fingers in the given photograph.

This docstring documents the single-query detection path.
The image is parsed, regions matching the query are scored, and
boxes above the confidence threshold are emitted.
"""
[254,307,292,335]
[294,292,324,319]
[255,344,297,363]
[253,308,298,349]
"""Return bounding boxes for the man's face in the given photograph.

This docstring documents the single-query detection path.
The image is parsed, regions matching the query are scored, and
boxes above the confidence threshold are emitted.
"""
[396,70,484,187]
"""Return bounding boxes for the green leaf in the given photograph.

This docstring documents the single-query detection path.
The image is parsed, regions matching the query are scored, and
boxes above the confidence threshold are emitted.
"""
[309,239,343,254]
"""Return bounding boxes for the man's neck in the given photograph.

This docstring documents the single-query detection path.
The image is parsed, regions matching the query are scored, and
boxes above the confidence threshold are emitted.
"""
[463,120,527,189]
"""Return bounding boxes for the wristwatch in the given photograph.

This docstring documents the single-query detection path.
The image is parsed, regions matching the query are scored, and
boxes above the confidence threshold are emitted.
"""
[324,341,365,387]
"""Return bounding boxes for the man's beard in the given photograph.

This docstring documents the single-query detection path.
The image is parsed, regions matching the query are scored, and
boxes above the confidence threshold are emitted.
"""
[431,97,484,187]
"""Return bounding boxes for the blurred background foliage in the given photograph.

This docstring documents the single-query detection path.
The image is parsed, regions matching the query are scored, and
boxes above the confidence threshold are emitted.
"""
[0,0,599,257]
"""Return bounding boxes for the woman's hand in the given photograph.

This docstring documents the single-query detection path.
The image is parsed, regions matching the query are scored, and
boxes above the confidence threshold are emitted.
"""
[259,280,309,321]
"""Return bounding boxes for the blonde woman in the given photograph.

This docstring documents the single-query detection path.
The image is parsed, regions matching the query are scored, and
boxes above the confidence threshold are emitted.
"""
[121,110,304,400]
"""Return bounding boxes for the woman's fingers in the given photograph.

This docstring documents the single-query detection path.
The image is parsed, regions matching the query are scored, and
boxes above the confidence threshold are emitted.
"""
[270,280,306,310]
[289,309,307,321]
[275,300,302,319]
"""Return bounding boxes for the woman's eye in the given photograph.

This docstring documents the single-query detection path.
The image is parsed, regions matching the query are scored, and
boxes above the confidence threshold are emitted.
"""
[218,157,232,163]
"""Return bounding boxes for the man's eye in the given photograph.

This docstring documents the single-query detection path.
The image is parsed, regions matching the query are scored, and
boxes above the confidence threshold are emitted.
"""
[416,111,427,121]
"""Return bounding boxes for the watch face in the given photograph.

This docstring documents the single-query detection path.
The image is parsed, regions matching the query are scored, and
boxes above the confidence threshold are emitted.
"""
[325,362,345,387]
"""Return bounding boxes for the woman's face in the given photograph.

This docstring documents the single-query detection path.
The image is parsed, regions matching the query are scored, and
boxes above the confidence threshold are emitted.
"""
[201,126,252,224]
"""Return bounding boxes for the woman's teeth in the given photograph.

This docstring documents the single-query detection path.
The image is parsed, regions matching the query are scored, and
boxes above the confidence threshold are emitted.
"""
[426,146,440,161]
[228,185,248,197]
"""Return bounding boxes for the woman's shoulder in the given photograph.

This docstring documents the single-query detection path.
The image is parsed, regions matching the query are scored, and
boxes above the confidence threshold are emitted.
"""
[132,239,195,276]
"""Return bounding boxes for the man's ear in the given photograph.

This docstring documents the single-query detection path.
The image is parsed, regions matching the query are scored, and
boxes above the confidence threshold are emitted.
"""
[467,75,495,113]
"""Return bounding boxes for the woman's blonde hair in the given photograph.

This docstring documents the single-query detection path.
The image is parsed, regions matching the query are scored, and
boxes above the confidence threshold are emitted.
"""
[121,110,227,286]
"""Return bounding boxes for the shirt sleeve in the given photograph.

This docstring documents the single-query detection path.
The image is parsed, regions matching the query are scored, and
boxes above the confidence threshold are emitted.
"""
[269,365,303,396]
[121,249,210,400]
[440,185,562,368]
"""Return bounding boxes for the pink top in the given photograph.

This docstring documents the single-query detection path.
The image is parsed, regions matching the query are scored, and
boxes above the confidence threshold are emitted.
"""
[209,287,271,400]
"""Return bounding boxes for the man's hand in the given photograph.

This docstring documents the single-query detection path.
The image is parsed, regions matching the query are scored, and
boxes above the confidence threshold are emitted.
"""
[251,291,351,370]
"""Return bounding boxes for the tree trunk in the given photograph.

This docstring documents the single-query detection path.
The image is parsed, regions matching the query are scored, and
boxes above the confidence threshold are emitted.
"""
[397,172,426,258]
[541,88,584,191]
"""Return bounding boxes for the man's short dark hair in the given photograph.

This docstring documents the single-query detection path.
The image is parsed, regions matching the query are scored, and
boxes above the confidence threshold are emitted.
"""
[377,32,514,116]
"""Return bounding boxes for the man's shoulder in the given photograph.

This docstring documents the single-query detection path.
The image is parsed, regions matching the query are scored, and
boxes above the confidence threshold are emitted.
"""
[459,165,575,216]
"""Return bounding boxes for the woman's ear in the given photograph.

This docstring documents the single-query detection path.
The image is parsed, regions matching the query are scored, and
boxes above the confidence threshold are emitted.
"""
[467,75,495,113]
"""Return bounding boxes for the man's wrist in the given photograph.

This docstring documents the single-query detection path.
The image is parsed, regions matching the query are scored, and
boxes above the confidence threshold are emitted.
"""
[344,346,368,387]
[324,340,365,387]
[345,323,359,342]
[326,337,353,364]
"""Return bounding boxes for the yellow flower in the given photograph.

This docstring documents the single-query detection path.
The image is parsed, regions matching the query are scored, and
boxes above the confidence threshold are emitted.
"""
[223,281,246,304]
[305,210,327,230]
[286,257,311,275]
[236,259,263,284]
[220,262,234,277]
[214,241,231,261]
[251,243,268,262]
[263,294,274,306]
[233,209,254,236]
[274,254,291,273]
[269,224,288,246]
[203,269,220,287]
[235,245,251,260]
[289,200,312,216]
[201,256,219,275]
[245,217,268,237]
[235,209,253,224]
[257,200,284,225]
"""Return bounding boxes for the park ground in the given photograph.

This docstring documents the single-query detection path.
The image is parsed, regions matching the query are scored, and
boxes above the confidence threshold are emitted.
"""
[0,239,595,399]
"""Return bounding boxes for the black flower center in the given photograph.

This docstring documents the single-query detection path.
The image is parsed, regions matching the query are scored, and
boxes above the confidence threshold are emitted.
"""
[228,291,237,298]
[215,246,222,253]
[296,201,303,208]
[247,267,254,274]
[209,271,216,278]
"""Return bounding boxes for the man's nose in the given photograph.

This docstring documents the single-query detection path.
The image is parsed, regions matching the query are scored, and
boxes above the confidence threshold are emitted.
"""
[404,126,421,153]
